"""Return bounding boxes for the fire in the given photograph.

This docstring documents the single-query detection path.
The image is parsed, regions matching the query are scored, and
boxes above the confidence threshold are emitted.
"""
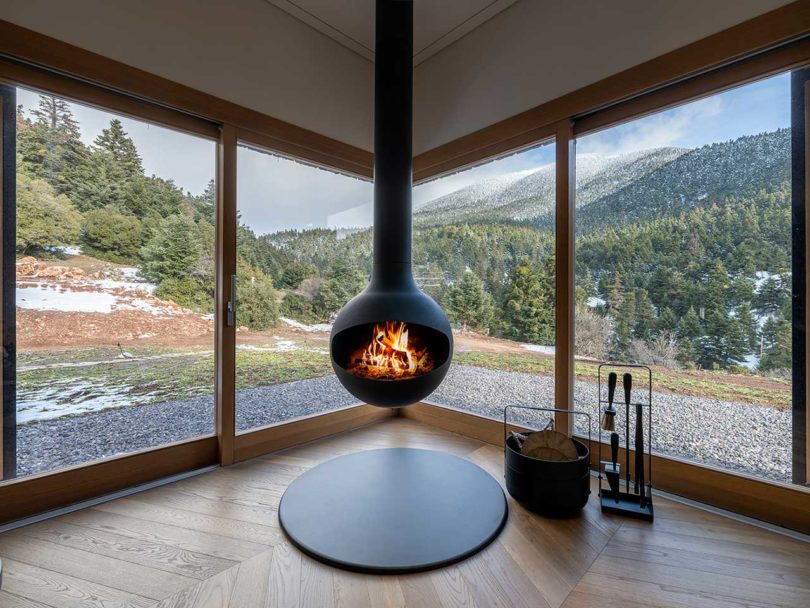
[347,321,435,381]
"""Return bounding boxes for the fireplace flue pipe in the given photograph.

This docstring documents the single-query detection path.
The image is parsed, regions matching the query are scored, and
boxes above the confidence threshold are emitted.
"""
[372,0,415,289]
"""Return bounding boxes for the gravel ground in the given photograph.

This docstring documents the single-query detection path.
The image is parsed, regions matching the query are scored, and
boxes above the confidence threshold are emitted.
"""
[15,364,791,483]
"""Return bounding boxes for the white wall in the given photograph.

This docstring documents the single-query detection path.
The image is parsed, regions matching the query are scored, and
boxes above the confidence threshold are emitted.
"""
[2,0,796,156]
[0,0,374,150]
[413,0,794,154]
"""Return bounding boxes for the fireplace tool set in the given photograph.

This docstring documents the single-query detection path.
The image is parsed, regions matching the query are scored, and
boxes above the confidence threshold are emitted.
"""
[598,363,654,520]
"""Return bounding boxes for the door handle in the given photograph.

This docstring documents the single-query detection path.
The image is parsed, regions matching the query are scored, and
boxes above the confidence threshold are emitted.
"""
[226,274,237,327]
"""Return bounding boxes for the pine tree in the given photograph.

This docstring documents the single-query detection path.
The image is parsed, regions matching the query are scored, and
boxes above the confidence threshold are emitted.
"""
[501,261,554,344]
[192,179,216,224]
[611,290,636,358]
[31,94,79,138]
[444,272,494,332]
[735,303,759,351]
[699,309,732,369]
[19,94,87,196]
[140,213,201,282]
[94,119,143,179]
[657,307,677,334]
[607,272,624,313]
[760,315,792,372]
[633,289,657,340]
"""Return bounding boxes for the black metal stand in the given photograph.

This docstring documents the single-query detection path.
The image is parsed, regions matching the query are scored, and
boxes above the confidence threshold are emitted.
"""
[597,363,654,521]
[278,448,507,573]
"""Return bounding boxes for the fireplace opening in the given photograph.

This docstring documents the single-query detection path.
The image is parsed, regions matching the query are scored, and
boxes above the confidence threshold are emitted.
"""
[332,321,450,382]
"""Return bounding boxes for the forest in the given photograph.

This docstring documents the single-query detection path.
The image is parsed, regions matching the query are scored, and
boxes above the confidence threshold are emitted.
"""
[16,93,793,375]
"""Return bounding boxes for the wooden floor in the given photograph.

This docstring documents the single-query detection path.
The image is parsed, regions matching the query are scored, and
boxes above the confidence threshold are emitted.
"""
[0,418,808,607]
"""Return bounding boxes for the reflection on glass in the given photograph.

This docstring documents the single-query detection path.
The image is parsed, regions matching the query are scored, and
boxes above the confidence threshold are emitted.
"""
[573,73,793,483]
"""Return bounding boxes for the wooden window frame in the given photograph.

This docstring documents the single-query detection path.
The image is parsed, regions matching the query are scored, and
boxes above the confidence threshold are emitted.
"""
[0,51,374,526]
[0,4,808,528]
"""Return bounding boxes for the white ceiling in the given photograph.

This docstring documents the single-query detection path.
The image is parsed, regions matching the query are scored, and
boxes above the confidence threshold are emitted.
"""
[0,0,798,154]
[264,0,519,64]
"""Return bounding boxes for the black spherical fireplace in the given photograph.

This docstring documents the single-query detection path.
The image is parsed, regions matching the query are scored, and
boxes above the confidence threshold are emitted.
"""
[279,0,505,574]
[331,285,453,408]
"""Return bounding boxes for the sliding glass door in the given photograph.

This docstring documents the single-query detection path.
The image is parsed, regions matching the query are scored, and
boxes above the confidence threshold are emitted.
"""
[1,86,217,482]
[572,71,808,486]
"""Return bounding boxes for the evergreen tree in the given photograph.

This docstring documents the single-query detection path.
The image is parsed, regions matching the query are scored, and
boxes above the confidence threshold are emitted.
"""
[735,303,759,351]
[698,309,730,369]
[501,261,554,344]
[70,150,130,212]
[18,94,87,196]
[31,94,79,136]
[140,214,201,282]
[278,261,314,290]
[760,315,792,372]
[191,179,216,224]
[314,259,367,318]
[634,289,657,340]
[611,290,636,358]
[444,272,494,332]
[657,307,677,334]
[94,119,143,178]
[607,272,624,313]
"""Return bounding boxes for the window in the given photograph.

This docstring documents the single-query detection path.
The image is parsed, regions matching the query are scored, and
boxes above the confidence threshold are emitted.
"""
[2,86,216,481]
[573,73,794,484]
[234,143,373,432]
[412,141,557,428]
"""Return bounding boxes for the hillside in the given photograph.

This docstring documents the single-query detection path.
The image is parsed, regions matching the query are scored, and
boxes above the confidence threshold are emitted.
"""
[413,130,789,232]
[576,128,790,232]
[413,147,687,226]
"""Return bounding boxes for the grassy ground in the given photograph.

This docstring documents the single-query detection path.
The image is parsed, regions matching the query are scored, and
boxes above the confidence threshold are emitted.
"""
[453,352,791,409]
[17,342,790,421]
[18,346,332,413]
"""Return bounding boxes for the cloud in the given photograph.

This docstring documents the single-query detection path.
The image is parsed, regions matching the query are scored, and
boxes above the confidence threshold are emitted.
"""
[578,95,724,156]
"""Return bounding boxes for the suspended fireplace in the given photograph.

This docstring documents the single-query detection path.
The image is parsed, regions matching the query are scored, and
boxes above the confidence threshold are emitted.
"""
[328,0,452,408]
[278,0,506,574]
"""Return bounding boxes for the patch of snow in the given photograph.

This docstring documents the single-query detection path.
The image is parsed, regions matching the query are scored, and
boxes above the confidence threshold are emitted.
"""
[280,317,332,333]
[17,282,117,313]
[521,344,555,355]
[16,277,187,317]
[587,296,606,308]
[741,354,760,371]
[51,245,82,256]
[17,379,158,424]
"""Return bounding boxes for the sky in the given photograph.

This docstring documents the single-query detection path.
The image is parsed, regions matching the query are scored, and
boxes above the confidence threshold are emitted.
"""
[17,72,790,235]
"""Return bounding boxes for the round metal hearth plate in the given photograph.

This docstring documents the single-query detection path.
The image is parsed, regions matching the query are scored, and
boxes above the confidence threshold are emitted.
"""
[278,448,508,573]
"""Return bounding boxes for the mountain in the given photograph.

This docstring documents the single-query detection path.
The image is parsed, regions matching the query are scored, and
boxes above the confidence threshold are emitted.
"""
[413,128,790,232]
[414,147,687,226]
[577,129,790,232]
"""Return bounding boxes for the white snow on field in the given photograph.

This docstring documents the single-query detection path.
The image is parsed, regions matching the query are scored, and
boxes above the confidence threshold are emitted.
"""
[16,277,179,316]
[17,283,117,313]
[587,296,606,308]
[521,344,555,355]
[17,378,158,423]
[280,317,332,333]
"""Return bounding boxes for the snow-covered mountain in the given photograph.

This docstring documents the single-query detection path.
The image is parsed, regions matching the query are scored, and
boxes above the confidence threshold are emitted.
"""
[414,129,791,231]
[414,147,688,226]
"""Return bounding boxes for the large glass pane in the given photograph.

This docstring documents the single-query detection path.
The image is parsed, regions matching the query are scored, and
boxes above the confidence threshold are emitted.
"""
[6,87,216,481]
[412,141,557,428]
[235,144,372,432]
[573,73,793,483]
